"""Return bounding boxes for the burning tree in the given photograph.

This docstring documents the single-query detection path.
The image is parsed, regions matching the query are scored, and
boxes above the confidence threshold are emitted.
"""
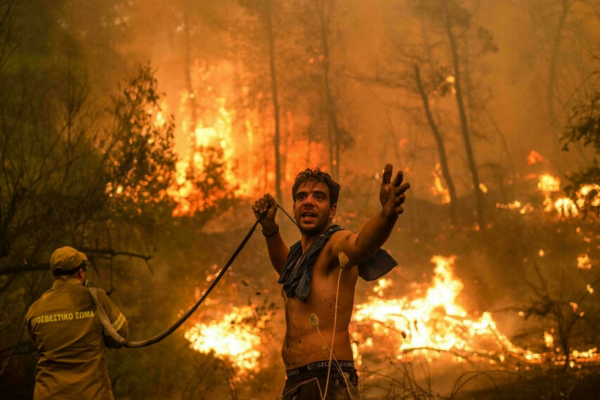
[104,64,177,221]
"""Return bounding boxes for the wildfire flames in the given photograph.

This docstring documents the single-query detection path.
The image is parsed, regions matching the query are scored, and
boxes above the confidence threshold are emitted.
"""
[535,174,600,218]
[104,113,598,379]
[163,89,331,216]
[166,96,243,216]
[184,255,598,378]
[352,256,598,368]
[493,172,600,219]
[431,163,451,204]
[126,88,600,380]
[184,306,264,376]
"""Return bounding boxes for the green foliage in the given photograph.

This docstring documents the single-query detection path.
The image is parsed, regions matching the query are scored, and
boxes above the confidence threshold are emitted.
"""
[0,61,179,398]
[0,67,100,262]
[103,64,177,221]
[563,90,600,153]
[563,162,600,198]
[0,63,178,271]
[190,146,235,206]
[562,87,600,215]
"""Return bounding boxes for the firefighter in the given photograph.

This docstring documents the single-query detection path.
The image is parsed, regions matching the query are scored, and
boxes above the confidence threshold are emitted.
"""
[25,246,128,400]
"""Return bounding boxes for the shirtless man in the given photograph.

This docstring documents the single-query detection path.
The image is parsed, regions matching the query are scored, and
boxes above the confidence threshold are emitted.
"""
[252,164,409,399]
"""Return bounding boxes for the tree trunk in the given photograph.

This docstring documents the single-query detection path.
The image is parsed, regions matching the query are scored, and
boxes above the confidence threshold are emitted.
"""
[414,63,458,224]
[443,0,486,230]
[182,6,198,138]
[316,0,340,180]
[263,1,283,203]
[547,0,572,166]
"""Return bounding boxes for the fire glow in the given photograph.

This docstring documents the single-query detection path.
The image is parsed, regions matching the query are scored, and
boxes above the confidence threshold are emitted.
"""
[352,255,525,364]
[431,163,451,204]
[536,174,600,218]
[352,256,599,368]
[165,86,331,216]
[185,256,598,378]
[494,172,595,218]
[184,306,263,376]
[167,96,242,216]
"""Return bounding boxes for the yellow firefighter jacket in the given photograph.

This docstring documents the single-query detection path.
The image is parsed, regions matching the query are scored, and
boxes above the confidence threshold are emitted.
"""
[25,278,128,400]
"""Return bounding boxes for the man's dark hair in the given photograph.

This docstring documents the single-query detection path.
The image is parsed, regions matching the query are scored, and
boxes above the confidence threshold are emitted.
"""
[292,168,341,205]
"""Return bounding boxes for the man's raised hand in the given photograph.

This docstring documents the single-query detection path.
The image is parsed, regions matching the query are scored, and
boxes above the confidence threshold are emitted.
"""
[252,193,279,234]
[379,164,410,218]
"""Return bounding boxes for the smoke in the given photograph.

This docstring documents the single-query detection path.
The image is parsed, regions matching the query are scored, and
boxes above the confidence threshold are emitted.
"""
[4,0,600,398]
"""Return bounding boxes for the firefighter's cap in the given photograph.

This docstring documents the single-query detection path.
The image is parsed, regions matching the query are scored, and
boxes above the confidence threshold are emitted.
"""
[50,246,88,276]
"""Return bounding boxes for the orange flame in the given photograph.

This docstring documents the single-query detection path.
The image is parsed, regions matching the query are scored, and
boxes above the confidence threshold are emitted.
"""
[165,88,331,216]
[431,163,451,204]
[184,306,264,378]
[495,200,533,214]
[538,174,561,193]
[527,150,545,166]
[352,255,599,367]
[166,97,243,216]
[536,176,600,219]
[535,174,579,217]
[576,184,600,208]
[184,255,599,378]
[577,254,592,269]
[555,197,578,218]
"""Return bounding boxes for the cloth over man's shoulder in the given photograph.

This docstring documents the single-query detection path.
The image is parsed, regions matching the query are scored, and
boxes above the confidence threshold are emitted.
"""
[278,224,397,302]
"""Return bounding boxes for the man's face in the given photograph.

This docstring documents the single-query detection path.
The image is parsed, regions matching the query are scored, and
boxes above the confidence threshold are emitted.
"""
[293,181,337,236]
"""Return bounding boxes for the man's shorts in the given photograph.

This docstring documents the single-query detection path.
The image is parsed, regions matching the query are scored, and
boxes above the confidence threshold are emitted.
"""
[282,360,360,400]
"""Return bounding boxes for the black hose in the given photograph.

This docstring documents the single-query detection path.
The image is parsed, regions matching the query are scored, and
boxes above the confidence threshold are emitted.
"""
[122,217,263,348]
[95,204,297,348]
[2,204,295,372]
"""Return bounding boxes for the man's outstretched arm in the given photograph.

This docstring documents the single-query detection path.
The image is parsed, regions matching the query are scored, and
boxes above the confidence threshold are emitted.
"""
[331,164,410,265]
[252,193,290,275]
